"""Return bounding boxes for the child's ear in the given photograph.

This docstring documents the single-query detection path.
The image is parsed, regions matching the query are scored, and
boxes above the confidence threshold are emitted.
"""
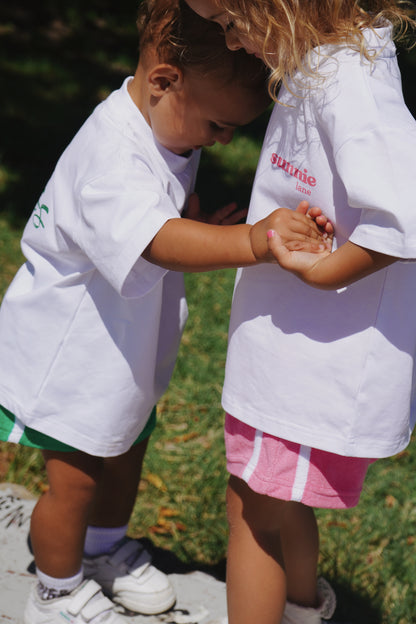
[148,64,184,97]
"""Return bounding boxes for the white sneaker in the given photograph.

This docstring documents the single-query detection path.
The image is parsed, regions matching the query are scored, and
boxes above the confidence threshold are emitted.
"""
[23,579,125,624]
[83,537,175,614]
[282,577,337,624]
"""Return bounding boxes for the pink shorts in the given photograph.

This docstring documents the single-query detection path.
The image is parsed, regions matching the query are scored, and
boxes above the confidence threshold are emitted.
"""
[225,414,376,509]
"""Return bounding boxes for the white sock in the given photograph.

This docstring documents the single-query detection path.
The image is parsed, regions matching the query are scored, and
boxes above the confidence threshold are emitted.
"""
[36,566,83,600]
[84,524,128,557]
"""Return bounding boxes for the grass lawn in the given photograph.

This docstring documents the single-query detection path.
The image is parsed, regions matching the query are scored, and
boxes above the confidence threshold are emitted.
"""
[1,3,416,623]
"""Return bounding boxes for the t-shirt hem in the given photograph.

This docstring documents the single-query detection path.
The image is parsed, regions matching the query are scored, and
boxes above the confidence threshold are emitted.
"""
[222,397,410,459]
[0,393,148,458]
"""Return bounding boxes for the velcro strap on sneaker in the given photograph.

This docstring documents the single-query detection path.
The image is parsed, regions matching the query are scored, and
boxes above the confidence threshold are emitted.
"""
[109,539,151,576]
[108,540,139,567]
[82,595,115,620]
[67,579,113,618]
[129,548,152,579]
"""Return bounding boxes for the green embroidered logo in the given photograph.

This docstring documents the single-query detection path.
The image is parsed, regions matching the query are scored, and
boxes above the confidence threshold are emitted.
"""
[33,202,49,229]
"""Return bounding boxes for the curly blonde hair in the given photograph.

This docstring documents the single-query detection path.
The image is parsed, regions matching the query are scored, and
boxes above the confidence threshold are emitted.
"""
[217,0,416,98]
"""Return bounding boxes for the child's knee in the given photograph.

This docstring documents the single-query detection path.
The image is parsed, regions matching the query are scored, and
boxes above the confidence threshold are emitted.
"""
[43,450,103,506]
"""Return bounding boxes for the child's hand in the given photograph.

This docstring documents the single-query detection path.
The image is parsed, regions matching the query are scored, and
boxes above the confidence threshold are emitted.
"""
[250,201,332,262]
[184,192,247,225]
[306,205,334,237]
[267,234,396,290]
[266,229,332,279]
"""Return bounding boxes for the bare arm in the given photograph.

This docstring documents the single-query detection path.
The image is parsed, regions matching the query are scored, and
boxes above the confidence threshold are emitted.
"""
[142,201,332,272]
[267,233,397,289]
[142,218,257,271]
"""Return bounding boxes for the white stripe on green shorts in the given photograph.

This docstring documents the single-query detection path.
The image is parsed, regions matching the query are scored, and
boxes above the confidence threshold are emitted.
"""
[0,404,157,452]
[0,404,76,451]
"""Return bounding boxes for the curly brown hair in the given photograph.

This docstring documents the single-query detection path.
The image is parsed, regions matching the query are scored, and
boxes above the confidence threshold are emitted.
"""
[215,0,416,97]
[137,0,270,92]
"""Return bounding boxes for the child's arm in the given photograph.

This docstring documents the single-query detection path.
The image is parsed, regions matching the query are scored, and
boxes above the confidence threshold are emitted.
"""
[267,232,397,289]
[142,201,332,272]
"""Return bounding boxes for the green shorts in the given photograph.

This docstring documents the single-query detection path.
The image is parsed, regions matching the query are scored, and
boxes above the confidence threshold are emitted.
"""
[0,404,156,452]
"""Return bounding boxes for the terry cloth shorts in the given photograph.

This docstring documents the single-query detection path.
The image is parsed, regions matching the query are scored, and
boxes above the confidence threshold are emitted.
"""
[0,405,156,452]
[225,413,376,509]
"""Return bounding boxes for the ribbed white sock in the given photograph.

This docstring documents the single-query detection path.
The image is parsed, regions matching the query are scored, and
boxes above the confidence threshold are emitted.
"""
[36,566,83,600]
[84,524,128,557]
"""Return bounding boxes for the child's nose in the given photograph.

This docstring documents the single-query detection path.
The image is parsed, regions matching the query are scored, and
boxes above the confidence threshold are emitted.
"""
[225,30,243,51]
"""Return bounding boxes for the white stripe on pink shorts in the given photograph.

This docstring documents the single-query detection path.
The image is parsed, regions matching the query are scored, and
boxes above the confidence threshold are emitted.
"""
[225,414,375,509]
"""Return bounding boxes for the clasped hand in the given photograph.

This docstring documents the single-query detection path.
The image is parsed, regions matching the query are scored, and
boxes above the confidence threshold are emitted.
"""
[250,200,333,263]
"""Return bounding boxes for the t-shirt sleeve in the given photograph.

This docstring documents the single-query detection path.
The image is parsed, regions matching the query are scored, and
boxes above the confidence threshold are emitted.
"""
[314,47,416,259]
[75,166,181,297]
[335,126,416,259]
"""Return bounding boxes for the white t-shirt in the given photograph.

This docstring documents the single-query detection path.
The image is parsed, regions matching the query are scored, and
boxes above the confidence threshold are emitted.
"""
[222,27,416,458]
[0,78,200,457]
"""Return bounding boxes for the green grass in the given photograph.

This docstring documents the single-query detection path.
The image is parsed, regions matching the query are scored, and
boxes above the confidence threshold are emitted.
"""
[0,218,24,298]
[1,3,416,623]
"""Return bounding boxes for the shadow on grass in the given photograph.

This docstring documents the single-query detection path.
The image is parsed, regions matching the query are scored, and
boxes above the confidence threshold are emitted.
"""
[141,537,227,582]
[330,582,383,624]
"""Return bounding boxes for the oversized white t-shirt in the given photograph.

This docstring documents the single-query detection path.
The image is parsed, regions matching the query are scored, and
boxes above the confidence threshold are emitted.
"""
[0,78,200,456]
[222,27,416,458]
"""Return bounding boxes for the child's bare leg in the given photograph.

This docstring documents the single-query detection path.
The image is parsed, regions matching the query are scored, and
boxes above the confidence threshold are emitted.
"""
[30,449,102,577]
[226,475,319,624]
[279,501,319,607]
[82,439,176,616]
[226,475,287,624]
[88,438,149,528]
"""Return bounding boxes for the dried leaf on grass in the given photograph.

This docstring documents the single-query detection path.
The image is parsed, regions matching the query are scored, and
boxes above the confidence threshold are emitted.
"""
[144,473,167,492]
[385,494,397,508]
[172,432,199,443]
[159,506,180,518]
[149,507,187,535]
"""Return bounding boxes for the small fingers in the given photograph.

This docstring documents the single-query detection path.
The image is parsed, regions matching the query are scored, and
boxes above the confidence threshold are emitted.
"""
[307,206,323,219]
[324,221,334,235]
[219,207,248,226]
[294,200,310,215]
[281,217,323,239]
[208,202,246,225]
[314,214,334,233]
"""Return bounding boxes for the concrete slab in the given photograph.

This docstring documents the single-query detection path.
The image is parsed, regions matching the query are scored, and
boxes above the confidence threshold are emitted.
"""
[0,484,227,624]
